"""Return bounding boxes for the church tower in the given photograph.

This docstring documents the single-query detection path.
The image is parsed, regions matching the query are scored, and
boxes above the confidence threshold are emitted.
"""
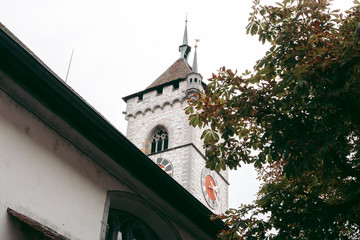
[123,21,228,213]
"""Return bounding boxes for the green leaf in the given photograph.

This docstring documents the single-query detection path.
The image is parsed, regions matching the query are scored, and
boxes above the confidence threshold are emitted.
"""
[259,152,266,162]
[254,159,262,168]
[185,106,193,115]
[215,163,222,172]
[250,23,258,35]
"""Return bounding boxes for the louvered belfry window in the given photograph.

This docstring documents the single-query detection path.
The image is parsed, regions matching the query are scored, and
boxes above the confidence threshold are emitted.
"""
[151,130,168,153]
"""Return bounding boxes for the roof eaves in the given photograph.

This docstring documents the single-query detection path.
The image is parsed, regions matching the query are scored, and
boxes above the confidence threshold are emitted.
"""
[7,208,70,240]
[122,77,186,102]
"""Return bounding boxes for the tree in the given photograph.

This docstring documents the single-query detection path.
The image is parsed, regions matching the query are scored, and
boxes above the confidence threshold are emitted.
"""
[186,0,360,238]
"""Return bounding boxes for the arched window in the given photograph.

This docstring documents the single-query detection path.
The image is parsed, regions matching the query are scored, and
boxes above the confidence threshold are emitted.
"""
[101,191,181,240]
[107,211,160,240]
[150,129,168,154]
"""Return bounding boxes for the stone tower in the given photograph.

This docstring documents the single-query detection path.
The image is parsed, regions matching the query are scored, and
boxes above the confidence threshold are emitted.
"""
[123,21,228,213]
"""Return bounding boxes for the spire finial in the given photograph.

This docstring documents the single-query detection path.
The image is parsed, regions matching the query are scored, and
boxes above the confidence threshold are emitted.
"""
[179,15,191,60]
[192,39,200,73]
[194,39,200,48]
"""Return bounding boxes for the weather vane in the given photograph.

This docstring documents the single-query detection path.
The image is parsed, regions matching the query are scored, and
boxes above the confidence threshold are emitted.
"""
[185,13,188,23]
[194,39,200,48]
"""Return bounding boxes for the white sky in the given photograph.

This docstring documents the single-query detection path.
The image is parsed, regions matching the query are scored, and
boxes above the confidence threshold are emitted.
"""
[1,0,354,209]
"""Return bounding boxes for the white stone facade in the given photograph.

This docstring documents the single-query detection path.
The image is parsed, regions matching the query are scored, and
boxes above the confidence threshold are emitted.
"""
[124,76,229,214]
[0,90,127,240]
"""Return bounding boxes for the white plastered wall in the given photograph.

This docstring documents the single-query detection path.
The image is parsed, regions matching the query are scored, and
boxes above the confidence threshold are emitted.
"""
[0,90,130,240]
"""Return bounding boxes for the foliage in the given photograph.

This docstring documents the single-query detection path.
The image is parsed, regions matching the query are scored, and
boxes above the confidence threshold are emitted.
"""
[186,0,360,238]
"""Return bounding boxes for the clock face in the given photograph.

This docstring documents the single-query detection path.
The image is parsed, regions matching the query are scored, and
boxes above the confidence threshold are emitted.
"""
[155,158,173,176]
[201,168,220,209]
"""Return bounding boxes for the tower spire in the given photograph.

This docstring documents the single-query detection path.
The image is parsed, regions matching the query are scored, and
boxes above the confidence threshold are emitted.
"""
[179,16,191,60]
[183,15,189,45]
[192,39,200,73]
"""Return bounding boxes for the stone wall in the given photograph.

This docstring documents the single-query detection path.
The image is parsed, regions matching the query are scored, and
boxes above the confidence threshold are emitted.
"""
[124,79,228,213]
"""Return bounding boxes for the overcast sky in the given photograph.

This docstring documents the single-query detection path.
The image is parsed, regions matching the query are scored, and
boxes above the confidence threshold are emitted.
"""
[1,0,355,209]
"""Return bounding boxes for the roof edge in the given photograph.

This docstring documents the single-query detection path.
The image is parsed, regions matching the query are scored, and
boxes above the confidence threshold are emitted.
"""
[123,77,186,102]
[7,208,70,240]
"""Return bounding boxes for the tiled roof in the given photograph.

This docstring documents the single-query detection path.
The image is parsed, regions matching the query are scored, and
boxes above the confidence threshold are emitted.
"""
[146,58,192,89]
[7,208,70,240]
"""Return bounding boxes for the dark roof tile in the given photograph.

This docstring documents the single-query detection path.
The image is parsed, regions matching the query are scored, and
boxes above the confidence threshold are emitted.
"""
[146,58,192,89]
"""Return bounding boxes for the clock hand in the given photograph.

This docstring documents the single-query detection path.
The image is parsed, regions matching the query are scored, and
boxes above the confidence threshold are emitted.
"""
[209,182,218,196]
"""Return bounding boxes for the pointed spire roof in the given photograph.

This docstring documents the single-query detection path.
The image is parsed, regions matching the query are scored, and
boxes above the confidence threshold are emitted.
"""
[192,48,198,73]
[182,21,189,46]
[192,39,200,73]
[146,58,192,89]
[179,18,191,60]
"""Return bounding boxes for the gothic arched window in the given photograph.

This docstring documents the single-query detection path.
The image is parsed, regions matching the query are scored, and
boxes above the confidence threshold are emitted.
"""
[107,211,160,240]
[150,129,168,154]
